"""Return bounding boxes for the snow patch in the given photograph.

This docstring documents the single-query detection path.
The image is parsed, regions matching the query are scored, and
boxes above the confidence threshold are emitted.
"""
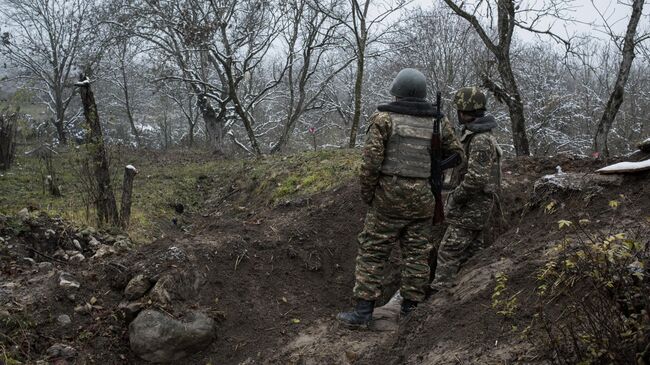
[596,159,650,174]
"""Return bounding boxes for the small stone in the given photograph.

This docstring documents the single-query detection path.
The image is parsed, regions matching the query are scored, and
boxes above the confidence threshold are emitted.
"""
[74,303,92,315]
[53,249,69,261]
[17,208,30,221]
[0,309,10,319]
[2,282,19,289]
[119,301,145,323]
[88,236,100,246]
[72,239,82,250]
[149,276,172,305]
[57,314,72,327]
[44,229,56,239]
[124,275,152,300]
[59,273,80,289]
[92,245,116,259]
[114,239,132,250]
[67,294,76,301]
[23,257,37,266]
[46,343,77,359]
[69,253,85,263]
[38,261,54,271]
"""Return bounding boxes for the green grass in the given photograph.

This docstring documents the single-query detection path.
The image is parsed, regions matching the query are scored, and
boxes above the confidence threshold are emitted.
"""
[235,149,361,204]
[0,147,361,243]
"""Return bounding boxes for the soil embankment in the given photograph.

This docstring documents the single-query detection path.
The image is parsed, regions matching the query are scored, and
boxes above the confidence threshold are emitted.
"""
[1,153,648,364]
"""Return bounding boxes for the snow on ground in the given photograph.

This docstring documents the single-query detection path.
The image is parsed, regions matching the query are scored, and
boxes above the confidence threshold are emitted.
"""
[597,159,650,174]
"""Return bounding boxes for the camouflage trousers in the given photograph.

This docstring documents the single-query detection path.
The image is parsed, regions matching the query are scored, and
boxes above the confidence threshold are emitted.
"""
[352,209,433,302]
[430,225,484,291]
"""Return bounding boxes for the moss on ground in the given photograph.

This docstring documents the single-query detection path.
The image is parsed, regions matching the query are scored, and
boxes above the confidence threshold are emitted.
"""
[0,148,361,243]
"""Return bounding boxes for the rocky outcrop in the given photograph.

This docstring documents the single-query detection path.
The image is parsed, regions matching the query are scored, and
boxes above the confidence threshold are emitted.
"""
[129,310,215,363]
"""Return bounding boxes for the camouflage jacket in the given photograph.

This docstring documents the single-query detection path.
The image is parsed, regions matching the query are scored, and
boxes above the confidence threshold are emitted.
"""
[360,111,463,220]
[446,115,502,229]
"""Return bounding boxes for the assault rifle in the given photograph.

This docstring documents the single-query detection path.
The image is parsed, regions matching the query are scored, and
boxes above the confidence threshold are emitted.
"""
[430,92,445,224]
[428,92,461,290]
[430,92,462,222]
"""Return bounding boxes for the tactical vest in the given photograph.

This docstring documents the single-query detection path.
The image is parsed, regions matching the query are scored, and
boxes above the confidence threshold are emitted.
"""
[380,113,434,179]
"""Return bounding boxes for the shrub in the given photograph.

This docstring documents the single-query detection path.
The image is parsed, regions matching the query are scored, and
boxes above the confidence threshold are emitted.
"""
[526,202,649,364]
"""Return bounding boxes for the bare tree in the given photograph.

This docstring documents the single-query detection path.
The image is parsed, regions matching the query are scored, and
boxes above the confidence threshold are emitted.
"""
[204,0,288,155]
[314,0,411,148]
[271,0,352,153]
[162,81,202,147]
[0,0,95,144]
[111,0,229,153]
[441,0,576,156]
[593,0,647,158]
[107,36,143,146]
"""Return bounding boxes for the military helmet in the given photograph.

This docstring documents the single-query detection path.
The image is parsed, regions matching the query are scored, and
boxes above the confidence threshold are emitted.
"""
[453,87,487,112]
[389,68,427,99]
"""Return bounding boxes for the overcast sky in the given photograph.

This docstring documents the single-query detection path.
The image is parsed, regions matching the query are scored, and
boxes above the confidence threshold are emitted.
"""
[412,0,650,44]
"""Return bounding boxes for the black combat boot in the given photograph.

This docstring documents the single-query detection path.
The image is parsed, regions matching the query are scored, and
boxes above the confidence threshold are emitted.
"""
[400,299,418,317]
[336,299,375,328]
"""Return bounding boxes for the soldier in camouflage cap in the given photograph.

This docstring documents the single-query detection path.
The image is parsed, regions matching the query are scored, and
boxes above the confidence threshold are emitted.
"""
[337,69,463,328]
[430,86,502,292]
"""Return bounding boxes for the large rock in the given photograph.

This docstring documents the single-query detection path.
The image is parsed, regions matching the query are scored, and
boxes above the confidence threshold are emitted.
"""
[532,171,623,203]
[129,310,215,363]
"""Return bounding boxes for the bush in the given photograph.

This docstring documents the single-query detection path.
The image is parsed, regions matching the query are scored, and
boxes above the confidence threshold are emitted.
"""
[526,203,650,364]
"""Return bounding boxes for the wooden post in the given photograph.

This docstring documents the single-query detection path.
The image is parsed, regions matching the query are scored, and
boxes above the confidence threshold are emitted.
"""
[120,165,138,229]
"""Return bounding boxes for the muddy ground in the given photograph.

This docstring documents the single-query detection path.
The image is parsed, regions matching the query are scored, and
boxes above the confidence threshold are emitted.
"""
[1,154,648,364]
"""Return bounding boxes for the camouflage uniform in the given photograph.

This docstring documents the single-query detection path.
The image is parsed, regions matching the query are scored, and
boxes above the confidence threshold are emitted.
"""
[353,111,463,302]
[431,87,502,290]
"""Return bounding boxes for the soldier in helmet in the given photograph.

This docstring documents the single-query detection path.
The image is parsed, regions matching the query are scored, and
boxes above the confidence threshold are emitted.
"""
[429,86,502,292]
[337,68,463,327]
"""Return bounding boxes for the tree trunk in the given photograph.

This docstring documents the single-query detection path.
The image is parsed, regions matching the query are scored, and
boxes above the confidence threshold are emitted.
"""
[272,117,295,154]
[197,95,224,154]
[188,122,195,148]
[77,75,119,227]
[53,116,67,145]
[498,60,530,156]
[348,50,365,148]
[121,64,141,147]
[228,80,262,155]
[120,165,138,229]
[0,112,18,171]
[594,0,644,158]
[53,86,68,145]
